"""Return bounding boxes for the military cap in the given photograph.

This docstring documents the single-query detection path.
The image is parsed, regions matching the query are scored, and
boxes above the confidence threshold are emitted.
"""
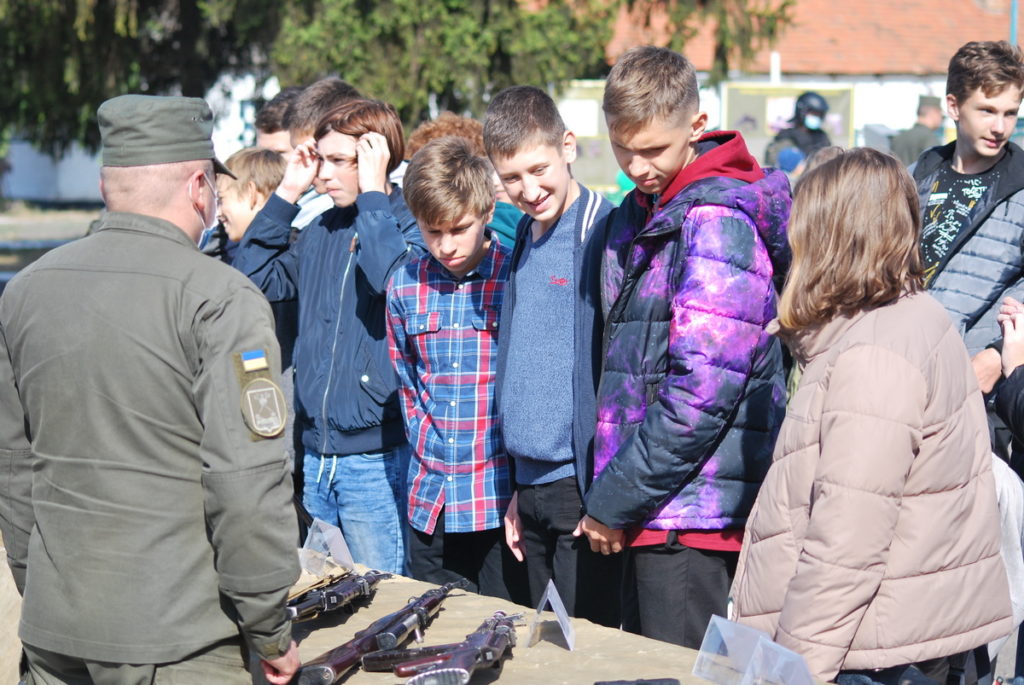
[98,94,235,177]
[919,95,942,109]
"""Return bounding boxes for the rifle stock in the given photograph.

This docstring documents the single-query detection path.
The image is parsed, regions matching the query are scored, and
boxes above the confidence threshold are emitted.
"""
[362,610,521,685]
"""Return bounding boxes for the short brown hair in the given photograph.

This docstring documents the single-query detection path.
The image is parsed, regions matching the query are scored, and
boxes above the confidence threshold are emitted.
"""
[283,77,361,138]
[407,112,485,159]
[314,99,405,176]
[483,86,565,160]
[778,147,923,333]
[947,41,1024,104]
[403,137,495,228]
[254,86,303,134]
[223,147,286,197]
[604,46,698,138]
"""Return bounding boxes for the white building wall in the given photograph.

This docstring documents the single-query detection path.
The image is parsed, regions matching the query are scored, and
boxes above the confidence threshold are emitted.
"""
[722,72,951,144]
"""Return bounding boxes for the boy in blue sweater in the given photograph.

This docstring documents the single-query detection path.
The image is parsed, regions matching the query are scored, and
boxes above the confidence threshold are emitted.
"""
[484,86,620,625]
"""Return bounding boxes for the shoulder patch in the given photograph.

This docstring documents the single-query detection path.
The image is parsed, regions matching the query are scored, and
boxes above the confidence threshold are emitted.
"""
[241,378,287,438]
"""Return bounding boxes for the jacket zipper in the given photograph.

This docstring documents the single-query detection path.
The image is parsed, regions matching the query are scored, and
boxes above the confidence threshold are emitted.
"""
[320,237,356,454]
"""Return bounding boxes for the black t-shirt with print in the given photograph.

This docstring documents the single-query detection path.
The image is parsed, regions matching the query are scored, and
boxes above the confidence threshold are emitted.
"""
[921,163,1001,285]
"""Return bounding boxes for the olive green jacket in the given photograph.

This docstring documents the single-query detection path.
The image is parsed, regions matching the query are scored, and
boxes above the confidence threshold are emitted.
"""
[0,212,298,663]
[890,123,938,166]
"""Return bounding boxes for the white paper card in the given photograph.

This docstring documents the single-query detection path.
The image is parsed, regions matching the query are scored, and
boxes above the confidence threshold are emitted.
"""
[298,517,354,575]
[527,578,575,651]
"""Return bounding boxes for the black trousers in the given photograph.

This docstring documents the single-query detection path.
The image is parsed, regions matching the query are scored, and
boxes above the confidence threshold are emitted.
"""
[517,476,622,627]
[621,532,737,649]
[406,509,529,605]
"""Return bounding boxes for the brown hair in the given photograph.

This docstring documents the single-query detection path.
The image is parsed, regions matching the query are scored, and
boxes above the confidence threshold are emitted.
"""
[254,86,304,134]
[604,46,698,138]
[403,137,495,228]
[283,77,361,138]
[483,86,565,160]
[407,112,485,159]
[223,147,286,198]
[314,99,405,175]
[778,147,923,332]
[947,41,1024,104]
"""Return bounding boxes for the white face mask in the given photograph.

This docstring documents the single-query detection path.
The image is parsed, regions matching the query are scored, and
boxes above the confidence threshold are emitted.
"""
[192,173,220,249]
[804,114,823,131]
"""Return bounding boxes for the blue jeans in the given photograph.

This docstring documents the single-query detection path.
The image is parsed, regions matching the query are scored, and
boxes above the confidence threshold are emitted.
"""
[302,445,410,574]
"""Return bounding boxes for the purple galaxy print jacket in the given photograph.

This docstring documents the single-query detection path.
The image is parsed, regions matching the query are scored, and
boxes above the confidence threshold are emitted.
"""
[584,165,792,533]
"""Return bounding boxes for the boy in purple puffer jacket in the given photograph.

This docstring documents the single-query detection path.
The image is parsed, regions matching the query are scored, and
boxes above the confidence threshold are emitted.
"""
[574,46,792,648]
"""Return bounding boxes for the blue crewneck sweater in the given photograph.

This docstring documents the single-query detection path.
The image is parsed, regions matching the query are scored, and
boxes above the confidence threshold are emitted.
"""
[501,196,580,485]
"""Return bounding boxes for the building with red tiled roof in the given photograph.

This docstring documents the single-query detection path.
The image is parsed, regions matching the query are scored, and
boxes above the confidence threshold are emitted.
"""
[604,0,1024,161]
[609,0,1022,75]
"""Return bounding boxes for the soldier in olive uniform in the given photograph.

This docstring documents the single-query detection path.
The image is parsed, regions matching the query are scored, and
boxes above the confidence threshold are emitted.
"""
[891,95,944,166]
[0,95,301,684]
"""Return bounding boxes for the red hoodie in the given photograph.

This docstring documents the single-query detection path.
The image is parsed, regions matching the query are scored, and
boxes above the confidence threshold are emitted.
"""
[629,130,763,552]
[635,130,764,217]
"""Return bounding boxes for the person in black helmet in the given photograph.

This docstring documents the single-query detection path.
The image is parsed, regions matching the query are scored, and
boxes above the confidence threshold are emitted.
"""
[765,91,832,166]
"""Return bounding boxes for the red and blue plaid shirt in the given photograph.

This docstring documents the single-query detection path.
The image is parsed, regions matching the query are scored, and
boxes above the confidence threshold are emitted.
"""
[386,240,512,534]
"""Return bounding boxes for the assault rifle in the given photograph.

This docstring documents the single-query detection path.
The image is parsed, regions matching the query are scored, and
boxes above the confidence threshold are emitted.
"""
[296,579,468,685]
[286,570,391,622]
[361,610,522,685]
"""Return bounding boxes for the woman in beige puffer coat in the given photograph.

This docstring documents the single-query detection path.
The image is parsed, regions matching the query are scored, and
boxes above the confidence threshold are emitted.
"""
[730,148,1012,683]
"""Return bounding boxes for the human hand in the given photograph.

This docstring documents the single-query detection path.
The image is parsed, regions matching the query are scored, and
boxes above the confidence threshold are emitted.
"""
[1002,313,1024,377]
[972,347,1002,393]
[356,132,391,194]
[998,296,1024,325]
[572,514,624,556]
[503,490,525,562]
[261,640,300,685]
[276,138,319,204]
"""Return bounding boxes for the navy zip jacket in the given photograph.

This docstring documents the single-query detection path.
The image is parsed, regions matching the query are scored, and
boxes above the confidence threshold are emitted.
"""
[234,188,426,456]
[494,184,613,496]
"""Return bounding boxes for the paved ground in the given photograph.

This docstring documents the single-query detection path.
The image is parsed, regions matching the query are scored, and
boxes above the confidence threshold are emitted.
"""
[0,203,98,242]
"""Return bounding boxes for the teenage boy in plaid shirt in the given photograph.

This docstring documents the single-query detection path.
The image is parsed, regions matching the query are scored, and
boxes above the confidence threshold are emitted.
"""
[386,137,527,601]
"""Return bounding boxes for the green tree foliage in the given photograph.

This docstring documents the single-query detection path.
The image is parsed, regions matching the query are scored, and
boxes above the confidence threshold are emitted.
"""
[0,0,281,155]
[271,0,616,128]
[0,0,791,155]
[639,0,795,83]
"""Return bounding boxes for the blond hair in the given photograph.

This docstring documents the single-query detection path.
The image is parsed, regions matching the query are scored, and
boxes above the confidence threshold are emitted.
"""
[223,148,286,198]
[403,137,495,228]
[778,147,923,332]
[603,46,698,137]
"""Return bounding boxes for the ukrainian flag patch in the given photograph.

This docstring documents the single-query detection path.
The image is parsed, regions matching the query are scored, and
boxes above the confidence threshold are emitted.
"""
[241,349,269,372]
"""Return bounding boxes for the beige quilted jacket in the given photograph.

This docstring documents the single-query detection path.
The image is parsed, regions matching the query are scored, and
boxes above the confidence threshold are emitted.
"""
[731,292,1012,681]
